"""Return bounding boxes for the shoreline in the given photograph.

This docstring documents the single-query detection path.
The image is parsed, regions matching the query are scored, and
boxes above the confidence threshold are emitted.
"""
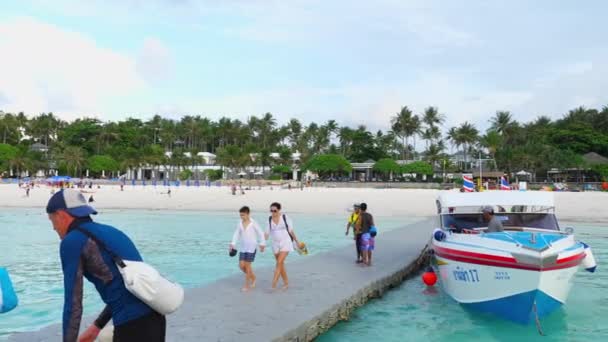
[1,184,608,222]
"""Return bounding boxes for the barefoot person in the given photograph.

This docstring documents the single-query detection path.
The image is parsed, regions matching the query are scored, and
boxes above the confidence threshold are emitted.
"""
[46,189,166,342]
[359,202,376,266]
[230,206,266,291]
[265,202,299,290]
[345,203,362,263]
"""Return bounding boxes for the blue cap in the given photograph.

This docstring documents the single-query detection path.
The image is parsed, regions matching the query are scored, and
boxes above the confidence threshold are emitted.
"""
[46,189,98,217]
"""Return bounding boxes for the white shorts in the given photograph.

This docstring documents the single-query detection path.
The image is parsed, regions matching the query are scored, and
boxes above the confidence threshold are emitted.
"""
[272,238,294,254]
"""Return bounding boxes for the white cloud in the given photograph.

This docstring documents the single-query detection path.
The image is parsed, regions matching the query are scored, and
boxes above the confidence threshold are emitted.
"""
[136,37,174,84]
[0,17,144,119]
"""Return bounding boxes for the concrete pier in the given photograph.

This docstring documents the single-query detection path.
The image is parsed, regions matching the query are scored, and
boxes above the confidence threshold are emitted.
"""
[10,218,434,342]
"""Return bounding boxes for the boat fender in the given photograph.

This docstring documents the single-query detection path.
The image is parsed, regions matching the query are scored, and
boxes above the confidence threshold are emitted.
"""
[433,228,446,241]
[581,242,597,273]
[422,267,437,286]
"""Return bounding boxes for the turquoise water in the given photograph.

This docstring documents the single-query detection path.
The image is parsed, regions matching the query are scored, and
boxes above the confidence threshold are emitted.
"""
[318,223,608,342]
[0,209,413,338]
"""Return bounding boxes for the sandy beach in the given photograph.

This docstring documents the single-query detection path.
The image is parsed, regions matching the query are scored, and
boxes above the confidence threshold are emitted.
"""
[1,184,607,223]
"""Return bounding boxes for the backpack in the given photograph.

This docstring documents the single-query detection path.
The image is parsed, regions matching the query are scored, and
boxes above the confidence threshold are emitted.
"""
[269,214,294,242]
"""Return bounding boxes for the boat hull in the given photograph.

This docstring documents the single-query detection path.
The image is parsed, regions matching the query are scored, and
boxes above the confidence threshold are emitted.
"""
[434,255,579,323]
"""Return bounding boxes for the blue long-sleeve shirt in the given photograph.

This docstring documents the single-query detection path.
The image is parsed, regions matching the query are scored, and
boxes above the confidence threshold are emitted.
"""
[60,218,151,342]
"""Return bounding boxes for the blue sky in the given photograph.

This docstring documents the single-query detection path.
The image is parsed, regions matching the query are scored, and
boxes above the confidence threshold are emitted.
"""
[1,0,607,131]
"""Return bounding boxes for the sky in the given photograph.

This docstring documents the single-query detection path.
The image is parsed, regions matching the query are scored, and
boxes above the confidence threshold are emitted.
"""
[1,0,607,131]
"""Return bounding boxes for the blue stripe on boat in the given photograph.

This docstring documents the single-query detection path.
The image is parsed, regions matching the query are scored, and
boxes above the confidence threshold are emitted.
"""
[462,290,562,324]
[482,232,566,250]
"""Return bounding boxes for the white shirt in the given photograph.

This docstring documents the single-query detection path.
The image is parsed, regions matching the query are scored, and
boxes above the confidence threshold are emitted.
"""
[231,219,266,253]
[265,214,294,243]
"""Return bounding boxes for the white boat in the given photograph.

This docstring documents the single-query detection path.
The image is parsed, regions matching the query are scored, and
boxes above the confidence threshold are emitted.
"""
[430,191,597,324]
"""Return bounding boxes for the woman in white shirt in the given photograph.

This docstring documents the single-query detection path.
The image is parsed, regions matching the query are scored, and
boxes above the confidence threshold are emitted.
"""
[230,206,266,291]
[265,202,299,290]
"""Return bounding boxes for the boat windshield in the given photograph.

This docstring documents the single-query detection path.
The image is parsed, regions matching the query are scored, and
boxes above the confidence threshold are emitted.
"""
[441,213,560,231]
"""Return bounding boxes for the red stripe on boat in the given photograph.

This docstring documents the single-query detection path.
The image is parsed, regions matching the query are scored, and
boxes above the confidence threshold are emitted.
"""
[556,252,586,264]
[435,252,583,271]
[433,246,517,263]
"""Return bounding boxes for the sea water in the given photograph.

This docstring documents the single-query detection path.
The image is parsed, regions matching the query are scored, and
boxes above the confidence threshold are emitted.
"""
[0,208,413,338]
[318,223,608,342]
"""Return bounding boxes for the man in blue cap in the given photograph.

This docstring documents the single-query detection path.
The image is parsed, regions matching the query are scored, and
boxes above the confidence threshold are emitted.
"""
[47,189,166,342]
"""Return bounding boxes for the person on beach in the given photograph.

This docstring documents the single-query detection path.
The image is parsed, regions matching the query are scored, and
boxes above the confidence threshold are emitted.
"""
[230,206,266,291]
[46,189,166,342]
[266,202,300,290]
[345,203,363,263]
[359,203,375,266]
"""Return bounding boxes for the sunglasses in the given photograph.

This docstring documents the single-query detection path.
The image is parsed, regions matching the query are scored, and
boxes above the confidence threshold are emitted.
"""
[270,209,278,213]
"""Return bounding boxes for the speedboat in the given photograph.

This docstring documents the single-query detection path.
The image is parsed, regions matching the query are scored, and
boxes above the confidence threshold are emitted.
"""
[430,191,597,324]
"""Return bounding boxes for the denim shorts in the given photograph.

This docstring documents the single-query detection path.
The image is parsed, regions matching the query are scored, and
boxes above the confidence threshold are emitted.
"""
[239,250,257,262]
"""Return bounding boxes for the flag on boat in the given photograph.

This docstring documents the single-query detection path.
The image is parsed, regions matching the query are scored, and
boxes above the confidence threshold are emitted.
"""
[500,176,510,190]
[463,174,474,192]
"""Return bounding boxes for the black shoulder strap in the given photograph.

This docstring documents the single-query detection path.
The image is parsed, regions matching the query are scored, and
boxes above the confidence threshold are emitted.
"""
[282,214,289,230]
[283,214,294,241]
[74,226,126,268]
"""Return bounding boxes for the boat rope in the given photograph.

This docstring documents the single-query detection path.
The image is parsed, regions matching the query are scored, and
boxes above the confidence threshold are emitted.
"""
[533,302,545,336]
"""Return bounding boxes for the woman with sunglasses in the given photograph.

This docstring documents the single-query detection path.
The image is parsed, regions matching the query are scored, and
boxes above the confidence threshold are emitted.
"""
[265,202,299,290]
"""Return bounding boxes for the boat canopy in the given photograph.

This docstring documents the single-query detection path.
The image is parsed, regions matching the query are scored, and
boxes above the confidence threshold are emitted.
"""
[436,191,555,214]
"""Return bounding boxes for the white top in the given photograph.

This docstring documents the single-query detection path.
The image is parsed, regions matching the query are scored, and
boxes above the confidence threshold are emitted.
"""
[231,219,266,253]
[265,214,294,243]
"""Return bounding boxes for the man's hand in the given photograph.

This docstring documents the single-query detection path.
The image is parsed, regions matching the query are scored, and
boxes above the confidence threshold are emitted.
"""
[229,244,234,252]
[78,325,101,342]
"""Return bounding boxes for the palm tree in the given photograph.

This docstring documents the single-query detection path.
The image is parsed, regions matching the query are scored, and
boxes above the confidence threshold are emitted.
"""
[422,106,445,147]
[480,130,502,159]
[446,127,458,153]
[61,146,86,176]
[0,112,20,144]
[391,106,420,160]
[216,145,246,178]
[259,113,276,149]
[287,119,302,149]
[490,111,515,135]
[454,122,479,170]
[424,142,444,167]
[338,126,354,156]
[8,147,32,177]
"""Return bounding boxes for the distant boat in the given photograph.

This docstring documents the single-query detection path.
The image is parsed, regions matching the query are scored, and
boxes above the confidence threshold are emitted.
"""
[430,191,597,324]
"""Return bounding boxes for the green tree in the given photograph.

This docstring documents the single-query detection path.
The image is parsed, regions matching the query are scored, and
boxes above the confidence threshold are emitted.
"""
[391,106,420,160]
[88,155,119,177]
[453,122,479,169]
[304,154,352,177]
[216,145,246,178]
[373,158,400,180]
[61,146,86,176]
[0,143,18,173]
[401,161,434,180]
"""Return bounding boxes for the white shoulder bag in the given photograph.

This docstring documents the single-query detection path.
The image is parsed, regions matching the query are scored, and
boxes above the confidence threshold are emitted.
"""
[75,227,184,315]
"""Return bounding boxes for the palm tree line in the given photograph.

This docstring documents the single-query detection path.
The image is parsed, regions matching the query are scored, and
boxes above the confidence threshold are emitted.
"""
[1,105,608,180]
